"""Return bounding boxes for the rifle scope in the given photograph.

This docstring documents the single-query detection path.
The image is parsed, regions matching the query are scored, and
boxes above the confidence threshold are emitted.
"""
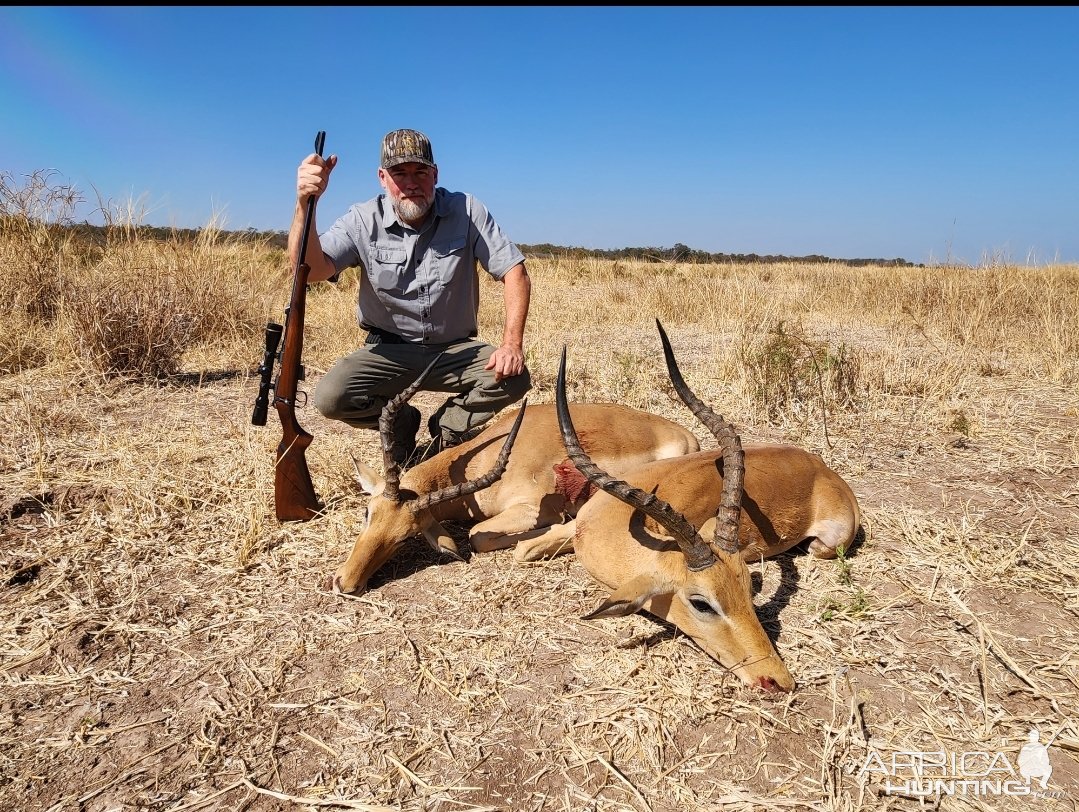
[251,321,284,426]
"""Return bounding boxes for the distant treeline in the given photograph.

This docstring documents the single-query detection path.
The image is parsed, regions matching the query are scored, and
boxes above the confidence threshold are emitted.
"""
[518,241,917,268]
[50,223,919,268]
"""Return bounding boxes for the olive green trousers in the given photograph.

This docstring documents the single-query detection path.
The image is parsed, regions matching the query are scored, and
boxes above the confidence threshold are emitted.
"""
[312,337,531,444]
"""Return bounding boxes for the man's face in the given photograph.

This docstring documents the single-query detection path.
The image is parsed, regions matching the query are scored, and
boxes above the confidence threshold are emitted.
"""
[379,162,437,225]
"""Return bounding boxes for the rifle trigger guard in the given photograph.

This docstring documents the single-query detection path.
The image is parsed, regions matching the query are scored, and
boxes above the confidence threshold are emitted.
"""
[296,390,309,408]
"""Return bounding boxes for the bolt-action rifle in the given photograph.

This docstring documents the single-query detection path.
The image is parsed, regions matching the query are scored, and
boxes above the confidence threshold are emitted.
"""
[251,130,326,522]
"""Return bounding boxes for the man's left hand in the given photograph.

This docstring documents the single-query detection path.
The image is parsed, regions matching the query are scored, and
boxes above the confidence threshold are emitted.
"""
[485,344,525,382]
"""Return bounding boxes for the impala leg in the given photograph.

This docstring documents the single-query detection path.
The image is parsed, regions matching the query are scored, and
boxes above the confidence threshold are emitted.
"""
[512,519,577,562]
[469,502,544,552]
[807,518,858,559]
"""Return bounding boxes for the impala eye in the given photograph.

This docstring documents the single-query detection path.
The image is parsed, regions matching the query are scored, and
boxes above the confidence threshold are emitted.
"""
[689,597,718,615]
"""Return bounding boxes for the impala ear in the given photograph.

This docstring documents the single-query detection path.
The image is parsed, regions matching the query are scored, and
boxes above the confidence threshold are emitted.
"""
[420,517,463,561]
[350,454,386,497]
[582,574,667,620]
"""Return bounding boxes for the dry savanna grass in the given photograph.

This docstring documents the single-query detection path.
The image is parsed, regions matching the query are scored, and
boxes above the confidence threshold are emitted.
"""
[1,174,1078,811]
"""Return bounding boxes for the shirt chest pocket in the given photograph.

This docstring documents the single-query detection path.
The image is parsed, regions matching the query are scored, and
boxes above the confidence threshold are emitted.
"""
[372,245,407,291]
[432,236,466,259]
[430,236,468,281]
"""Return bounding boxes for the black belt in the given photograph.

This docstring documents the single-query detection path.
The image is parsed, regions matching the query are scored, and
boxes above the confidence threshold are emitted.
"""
[364,327,474,346]
[364,327,409,345]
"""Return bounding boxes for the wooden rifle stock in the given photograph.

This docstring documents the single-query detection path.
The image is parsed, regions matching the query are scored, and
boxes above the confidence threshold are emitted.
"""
[273,258,321,521]
[259,130,327,522]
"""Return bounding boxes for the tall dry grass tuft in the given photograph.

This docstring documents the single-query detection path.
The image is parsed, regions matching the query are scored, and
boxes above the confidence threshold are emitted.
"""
[739,319,861,425]
[65,275,197,378]
[0,171,87,372]
[65,217,289,378]
[0,172,287,378]
[0,170,82,323]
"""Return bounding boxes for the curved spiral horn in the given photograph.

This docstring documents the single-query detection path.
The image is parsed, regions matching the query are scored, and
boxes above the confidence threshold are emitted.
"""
[408,401,528,513]
[379,354,443,503]
[555,347,716,571]
[655,319,745,555]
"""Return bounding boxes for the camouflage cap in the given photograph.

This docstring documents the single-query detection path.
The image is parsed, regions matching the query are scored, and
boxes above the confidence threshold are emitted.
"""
[380,129,435,169]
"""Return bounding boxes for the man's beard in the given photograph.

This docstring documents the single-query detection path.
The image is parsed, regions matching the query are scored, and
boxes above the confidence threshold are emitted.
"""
[393,193,433,223]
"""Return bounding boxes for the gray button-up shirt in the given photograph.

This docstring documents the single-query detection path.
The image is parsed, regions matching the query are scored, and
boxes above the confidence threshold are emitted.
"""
[318,188,525,344]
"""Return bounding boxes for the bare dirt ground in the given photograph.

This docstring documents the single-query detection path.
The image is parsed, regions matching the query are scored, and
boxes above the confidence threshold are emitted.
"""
[2,312,1078,812]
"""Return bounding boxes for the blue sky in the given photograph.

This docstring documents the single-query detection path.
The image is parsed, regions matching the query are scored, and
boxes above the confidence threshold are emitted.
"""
[3,6,1078,265]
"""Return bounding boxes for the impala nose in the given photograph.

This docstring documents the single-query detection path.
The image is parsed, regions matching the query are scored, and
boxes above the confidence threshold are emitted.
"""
[758,676,786,693]
[330,572,369,596]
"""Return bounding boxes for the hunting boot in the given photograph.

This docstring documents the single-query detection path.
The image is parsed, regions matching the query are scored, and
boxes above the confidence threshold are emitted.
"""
[416,413,474,463]
[392,404,421,466]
